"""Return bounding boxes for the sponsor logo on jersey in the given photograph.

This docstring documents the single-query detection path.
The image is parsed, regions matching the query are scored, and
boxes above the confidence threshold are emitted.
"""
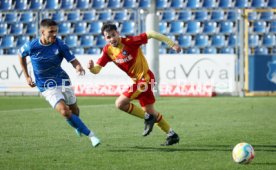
[115,55,133,64]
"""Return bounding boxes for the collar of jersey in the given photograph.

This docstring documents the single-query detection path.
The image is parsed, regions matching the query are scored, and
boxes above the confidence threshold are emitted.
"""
[39,38,54,47]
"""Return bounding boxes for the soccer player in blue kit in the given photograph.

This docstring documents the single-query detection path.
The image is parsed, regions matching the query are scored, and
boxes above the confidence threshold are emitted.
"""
[18,19,100,147]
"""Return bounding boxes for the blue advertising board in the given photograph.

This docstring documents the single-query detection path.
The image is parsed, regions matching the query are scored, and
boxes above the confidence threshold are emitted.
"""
[249,55,276,91]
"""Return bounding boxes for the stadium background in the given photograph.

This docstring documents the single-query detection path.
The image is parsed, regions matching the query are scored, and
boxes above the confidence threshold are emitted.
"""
[1,0,276,96]
[1,1,276,169]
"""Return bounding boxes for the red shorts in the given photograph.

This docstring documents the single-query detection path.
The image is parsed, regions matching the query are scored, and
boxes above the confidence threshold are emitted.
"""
[123,71,156,107]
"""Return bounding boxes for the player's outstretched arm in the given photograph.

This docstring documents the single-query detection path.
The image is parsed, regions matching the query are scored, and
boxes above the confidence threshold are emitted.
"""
[146,30,181,53]
[87,59,102,74]
[171,44,182,53]
[71,59,85,76]
[18,55,36,87]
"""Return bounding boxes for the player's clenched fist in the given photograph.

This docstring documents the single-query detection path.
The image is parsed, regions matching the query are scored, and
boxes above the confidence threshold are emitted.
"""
[27,77,36,87]
[87,59,94,70]
[172,44,182,53]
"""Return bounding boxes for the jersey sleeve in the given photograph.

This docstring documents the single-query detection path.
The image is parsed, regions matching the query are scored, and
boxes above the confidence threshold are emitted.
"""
[18,42,31,58]
[58,40,76,62]
[123,33,148,46]
[96,46,111,67]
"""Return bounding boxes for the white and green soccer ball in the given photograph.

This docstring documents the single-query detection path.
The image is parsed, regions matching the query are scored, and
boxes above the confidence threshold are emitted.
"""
[232,142,255,164]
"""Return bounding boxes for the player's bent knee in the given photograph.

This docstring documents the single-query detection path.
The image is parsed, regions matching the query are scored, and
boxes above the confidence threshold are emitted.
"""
[70,106,79,115]
[75,107,80,115]
[115,100,121,109]
[59,108,71,118]
[115,100,127,111]
[144,109,155,114]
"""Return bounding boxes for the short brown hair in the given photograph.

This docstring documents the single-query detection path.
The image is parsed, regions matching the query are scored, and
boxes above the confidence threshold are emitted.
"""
[101,23,117,35]
[40,19,57,28]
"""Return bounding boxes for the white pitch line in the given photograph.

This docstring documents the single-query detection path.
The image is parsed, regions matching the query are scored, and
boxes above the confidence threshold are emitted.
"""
[0,98,190,113]
[0,104,115,113]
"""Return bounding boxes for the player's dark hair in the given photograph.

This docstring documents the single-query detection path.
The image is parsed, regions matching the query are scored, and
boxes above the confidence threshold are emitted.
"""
[101,23,117,35]
[40,19,58,28]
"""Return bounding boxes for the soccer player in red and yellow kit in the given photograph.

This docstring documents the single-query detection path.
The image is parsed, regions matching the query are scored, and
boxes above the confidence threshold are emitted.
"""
[88,23,181,145]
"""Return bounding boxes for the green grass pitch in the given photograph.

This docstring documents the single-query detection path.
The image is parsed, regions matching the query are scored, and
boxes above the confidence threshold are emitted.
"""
[0,96,275,170]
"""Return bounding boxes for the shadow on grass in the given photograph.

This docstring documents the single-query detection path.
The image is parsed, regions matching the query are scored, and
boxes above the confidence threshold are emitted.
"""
[107,144,276,153]
[108,144,231,153]
[252,144,276,152]
[252,162,276,166]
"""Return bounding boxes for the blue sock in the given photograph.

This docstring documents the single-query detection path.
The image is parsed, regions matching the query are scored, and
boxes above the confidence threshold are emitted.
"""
[68,114,91,136]
[66,119,77,129]
[66,114,80,130]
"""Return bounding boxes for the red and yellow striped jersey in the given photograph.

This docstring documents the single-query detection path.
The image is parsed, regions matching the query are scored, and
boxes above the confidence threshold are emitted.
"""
[97,33,151,81]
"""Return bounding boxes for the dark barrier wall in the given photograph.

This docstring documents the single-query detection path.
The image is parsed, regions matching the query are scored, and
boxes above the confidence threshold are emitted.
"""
[249,55,276,91]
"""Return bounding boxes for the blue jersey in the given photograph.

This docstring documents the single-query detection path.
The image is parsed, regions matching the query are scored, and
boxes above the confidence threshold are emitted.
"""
[19,38,75,92]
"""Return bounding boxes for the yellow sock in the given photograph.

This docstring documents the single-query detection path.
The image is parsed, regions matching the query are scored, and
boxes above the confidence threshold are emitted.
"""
[156,113,171,134]
[127,105,171,134]
[127,103,145,119]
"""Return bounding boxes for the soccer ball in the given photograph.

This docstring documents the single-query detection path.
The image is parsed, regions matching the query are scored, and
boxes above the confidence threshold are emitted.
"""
[232,142,255,164]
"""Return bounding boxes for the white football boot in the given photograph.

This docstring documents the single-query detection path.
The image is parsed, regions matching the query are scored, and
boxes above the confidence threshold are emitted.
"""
[90,136,101,147]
